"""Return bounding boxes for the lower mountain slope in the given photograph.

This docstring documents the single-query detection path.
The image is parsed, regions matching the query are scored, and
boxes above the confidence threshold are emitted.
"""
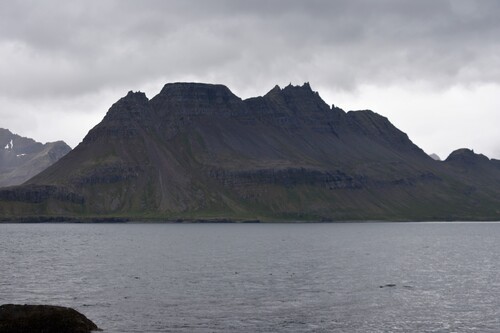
[0,83,499,221]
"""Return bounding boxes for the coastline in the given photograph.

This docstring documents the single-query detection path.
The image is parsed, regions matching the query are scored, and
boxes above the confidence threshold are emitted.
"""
[1,215,500,223]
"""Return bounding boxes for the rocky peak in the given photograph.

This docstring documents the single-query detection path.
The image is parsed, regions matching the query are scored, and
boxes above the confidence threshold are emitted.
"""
[125,90,148,102]
[265,82,318,98]
[429,153,441,161]
[82,91,152,143]
[262,82,330,113]
[113,90,149,110]
[283,81,312,92]
[103,91,150,122]
[281,82,321,100]
[445,148,490,166]
[269,84,281,93]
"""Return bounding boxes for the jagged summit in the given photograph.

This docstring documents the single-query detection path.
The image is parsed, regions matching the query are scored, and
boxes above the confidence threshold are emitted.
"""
[267,85,281,94]
[264,82,320,99]
[111,91,149,110]
[247,82,335,129]
[283,82,314,92]
[104,91,150,119]
[124,90,149,101]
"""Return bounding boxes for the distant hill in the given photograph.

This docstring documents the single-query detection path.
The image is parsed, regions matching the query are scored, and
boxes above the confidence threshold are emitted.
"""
[0,83,499,221]
[0,129,71,187]
[429,153,441,161]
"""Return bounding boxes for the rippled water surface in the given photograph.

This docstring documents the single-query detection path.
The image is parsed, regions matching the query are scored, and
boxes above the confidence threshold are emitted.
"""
[2,222,500,332]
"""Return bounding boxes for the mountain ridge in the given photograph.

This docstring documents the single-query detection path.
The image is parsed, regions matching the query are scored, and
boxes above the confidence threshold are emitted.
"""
[0,82,499,221]
[0,128,71,188]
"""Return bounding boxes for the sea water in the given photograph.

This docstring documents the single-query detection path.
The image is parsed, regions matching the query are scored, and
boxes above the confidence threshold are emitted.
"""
[1,222,500,332]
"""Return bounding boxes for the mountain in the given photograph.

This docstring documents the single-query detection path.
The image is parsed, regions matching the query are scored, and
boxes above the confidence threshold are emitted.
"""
[429,153,441,161]
[0,83,499,221]
[0,128,71,187]
[443,148,500,189]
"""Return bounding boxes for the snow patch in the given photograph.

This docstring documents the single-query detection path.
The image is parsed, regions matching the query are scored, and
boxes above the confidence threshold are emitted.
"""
[4,139,13,150]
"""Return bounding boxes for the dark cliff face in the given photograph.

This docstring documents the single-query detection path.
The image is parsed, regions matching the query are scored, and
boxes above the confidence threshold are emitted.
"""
[151,82,244,116]
[0,128,71,187]
[1,83,499,221]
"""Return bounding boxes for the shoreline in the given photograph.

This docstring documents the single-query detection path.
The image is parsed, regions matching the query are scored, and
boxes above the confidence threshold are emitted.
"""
[1,216,500,223]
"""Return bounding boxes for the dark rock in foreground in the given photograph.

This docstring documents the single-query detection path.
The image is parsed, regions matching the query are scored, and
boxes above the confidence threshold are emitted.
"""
[0,304,100,333]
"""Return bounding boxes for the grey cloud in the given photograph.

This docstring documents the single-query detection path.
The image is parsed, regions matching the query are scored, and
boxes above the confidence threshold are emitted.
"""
[2,0,500,100]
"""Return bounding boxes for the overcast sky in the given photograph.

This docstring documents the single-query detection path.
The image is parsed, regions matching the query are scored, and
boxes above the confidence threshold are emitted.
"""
[1,0,499,159]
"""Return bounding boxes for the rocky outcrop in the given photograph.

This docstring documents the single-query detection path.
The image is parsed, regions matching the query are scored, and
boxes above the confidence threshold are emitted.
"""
[0,304,100,333]
[0,129,71,187]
